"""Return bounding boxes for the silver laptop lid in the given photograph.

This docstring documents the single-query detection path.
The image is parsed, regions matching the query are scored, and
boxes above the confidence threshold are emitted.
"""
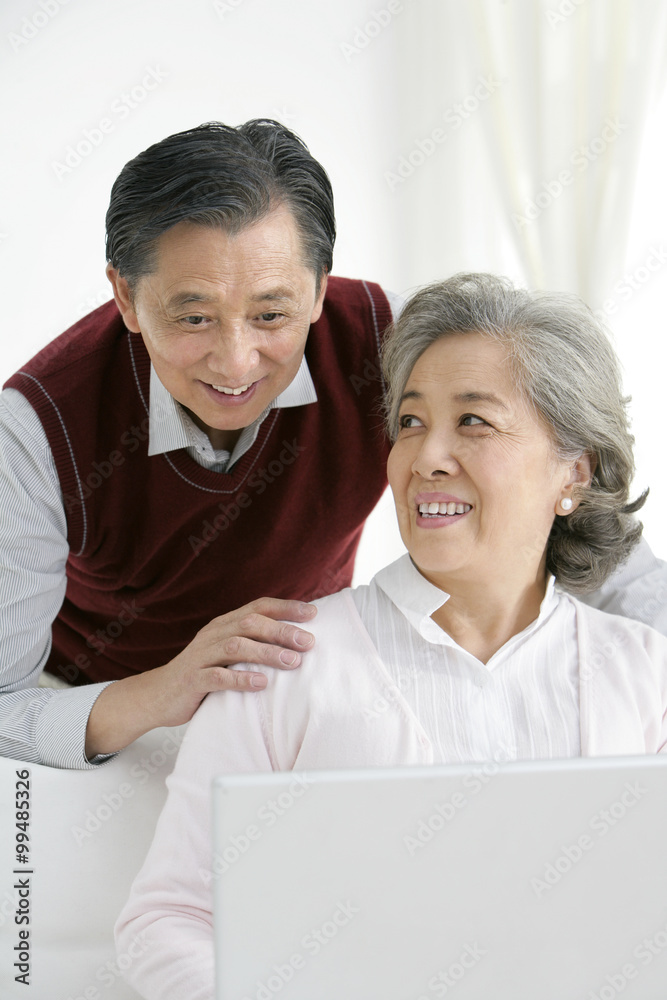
[212,756,667,1000]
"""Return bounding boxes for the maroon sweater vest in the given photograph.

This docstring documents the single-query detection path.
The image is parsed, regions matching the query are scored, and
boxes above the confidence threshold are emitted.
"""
[5,277,391,684]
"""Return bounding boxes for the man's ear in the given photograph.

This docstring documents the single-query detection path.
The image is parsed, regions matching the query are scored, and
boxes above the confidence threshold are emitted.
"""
[310,271,328,325]
[106,263,141,333]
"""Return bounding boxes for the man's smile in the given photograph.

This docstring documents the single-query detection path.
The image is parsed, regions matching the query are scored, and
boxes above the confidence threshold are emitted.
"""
[198,377,264,407]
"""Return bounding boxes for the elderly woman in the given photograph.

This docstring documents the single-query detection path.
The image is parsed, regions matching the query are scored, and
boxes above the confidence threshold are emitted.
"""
[115,274,667,1000]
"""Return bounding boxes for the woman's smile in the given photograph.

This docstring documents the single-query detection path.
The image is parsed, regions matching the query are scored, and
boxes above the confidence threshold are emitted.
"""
[414,491,473,528]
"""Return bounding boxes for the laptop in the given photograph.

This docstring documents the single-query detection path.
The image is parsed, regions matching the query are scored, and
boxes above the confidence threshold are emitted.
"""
[212,757,667,999]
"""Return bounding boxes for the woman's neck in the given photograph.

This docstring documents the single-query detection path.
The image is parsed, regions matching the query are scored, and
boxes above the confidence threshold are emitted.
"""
[426,567,549,664]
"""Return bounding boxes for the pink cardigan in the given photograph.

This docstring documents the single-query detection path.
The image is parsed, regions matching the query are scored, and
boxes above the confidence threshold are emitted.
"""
[115,590,667,1000]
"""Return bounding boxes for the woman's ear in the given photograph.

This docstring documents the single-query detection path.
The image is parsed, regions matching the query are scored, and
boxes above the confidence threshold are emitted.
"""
[570,451,596,490]
[106,263,141,333]
[555,452,596,516]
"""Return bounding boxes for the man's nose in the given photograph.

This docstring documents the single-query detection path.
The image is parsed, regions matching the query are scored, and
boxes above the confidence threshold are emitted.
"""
[209,325,259,381]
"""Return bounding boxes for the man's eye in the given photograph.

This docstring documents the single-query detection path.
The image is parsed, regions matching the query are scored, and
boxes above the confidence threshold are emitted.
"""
[182,315,207,326]
[259,312,281,322]
[398,414,423,429]
[460,414,487,426]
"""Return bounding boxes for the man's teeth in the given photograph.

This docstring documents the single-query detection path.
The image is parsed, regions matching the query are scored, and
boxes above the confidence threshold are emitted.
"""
[418,502,472,516]
[211,384,251,396]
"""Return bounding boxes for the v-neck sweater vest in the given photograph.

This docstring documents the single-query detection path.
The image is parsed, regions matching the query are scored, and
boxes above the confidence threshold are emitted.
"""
[5,277,392,683]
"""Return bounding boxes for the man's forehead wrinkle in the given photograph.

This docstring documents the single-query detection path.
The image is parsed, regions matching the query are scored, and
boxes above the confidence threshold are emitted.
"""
[156,272,303,312]
[166,291,217,308]
[249,288,300,303]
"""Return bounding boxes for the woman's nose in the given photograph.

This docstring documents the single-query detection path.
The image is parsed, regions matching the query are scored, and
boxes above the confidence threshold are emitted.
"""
[411,432,460,479]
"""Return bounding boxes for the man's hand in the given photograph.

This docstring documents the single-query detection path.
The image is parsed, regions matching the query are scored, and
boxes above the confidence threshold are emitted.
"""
[147,597,318,727]
[85,597,317,758]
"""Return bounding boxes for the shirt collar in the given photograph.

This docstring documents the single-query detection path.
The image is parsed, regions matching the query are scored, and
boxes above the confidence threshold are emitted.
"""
[374,553,559,646]
[147,356,317,458]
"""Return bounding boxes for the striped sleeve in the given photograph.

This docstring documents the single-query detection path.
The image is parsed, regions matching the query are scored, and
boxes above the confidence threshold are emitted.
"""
[0,388,115,768]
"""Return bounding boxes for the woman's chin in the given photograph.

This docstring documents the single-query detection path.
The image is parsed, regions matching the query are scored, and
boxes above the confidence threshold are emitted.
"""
[407,552,470,588]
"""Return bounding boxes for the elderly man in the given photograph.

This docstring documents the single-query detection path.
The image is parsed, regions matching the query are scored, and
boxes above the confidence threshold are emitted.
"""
[1,120,397,767]
[0,119,664,768]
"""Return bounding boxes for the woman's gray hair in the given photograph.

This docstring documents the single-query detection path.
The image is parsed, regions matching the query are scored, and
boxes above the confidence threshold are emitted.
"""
[381,273,647,594]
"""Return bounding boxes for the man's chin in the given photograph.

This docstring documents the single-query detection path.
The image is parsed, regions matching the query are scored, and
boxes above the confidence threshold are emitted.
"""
[185,394,270,450]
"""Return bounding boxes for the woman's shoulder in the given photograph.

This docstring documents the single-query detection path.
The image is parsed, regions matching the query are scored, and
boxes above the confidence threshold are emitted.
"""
[281,585,376,674]
[310,584,360,618]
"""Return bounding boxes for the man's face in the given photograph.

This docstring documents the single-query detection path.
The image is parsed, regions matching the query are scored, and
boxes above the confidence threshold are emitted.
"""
[107,204,327,449]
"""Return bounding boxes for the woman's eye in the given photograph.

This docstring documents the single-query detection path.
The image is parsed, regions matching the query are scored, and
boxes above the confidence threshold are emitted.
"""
[460,414,487,427]
[398,414,423,429]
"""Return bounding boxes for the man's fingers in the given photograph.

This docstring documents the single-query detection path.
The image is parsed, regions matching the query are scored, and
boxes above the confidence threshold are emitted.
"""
[208,666,268,692]
[228,613,315,655]
[243,597,318,622]
[215,635,309,670]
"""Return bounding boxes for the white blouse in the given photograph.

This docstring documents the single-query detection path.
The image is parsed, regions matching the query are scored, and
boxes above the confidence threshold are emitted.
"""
[351,556,580,764]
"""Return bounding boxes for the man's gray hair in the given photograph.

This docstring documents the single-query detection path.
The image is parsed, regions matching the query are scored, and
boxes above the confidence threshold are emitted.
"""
[381,273,647,594]
[106,120,335,295]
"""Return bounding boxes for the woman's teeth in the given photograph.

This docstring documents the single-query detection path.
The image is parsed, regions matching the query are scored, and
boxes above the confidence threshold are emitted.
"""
[211,383,251,395]
[418,502,472,516]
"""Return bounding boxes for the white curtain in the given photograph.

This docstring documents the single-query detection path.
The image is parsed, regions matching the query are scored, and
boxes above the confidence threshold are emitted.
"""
[392,0,667,305]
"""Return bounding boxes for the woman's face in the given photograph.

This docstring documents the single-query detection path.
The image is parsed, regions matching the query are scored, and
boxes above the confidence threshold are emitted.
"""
[387,332,575,592]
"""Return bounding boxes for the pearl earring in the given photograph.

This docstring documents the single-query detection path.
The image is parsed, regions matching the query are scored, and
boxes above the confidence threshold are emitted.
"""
[560,497,573,511]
